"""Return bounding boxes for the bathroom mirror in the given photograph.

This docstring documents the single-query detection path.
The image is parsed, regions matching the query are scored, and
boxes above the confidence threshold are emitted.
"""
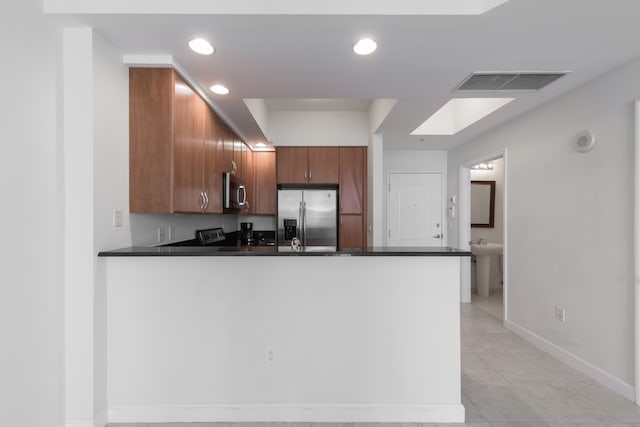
[471,180,495,228]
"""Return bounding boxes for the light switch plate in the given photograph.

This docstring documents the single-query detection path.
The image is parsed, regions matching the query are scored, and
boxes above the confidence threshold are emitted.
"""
[113,209,123,227]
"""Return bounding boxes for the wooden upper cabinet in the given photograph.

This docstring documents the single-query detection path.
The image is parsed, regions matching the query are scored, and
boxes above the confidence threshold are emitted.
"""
[277,147,340,184]
[222,123,234,174]
[339,147,366,214]
[308,147,339,184]
[203,108,223,214]
[129,68,173,213]
[130,68,207,214]
[172,74,206,213]
[277,147,308,184]
[244,146,255,214]
[254,151,277,214]
[130,67,247,214]
[233,139,244,177]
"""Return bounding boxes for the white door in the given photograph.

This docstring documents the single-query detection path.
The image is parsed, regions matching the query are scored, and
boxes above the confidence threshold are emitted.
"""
[388,172,443,247]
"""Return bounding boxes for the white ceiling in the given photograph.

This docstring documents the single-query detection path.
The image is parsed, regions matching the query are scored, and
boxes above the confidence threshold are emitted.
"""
[59,0,640,150]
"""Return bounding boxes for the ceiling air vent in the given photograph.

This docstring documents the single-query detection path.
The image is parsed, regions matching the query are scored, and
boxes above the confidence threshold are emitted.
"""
[455,72,567,92]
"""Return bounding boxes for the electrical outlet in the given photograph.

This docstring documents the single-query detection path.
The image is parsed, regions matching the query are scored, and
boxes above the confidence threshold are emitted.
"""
[157,227,166,242]
[554,306,566,323]
[265,346,276,364]
[113,209,123,228]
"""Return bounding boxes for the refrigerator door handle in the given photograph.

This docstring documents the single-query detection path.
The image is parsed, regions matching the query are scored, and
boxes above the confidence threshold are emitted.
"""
[303,201,307,247]
[298,201,303,245]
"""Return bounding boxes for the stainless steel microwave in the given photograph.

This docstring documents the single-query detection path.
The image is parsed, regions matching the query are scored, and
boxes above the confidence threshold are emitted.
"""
[223,172,248,210]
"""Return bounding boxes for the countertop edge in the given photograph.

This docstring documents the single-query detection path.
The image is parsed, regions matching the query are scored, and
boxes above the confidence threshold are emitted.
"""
[98,247,473,257]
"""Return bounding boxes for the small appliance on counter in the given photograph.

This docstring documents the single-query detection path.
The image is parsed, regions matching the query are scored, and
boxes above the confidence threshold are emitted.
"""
[240,222,254,244]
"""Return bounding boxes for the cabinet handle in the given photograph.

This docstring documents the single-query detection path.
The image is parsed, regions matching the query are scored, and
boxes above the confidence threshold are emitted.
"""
[203,192,209,212]
[231,160,237,176]
[308,170,312,180]
[340,217,343,226]
[199,191,205,210]
[304,170,307,180]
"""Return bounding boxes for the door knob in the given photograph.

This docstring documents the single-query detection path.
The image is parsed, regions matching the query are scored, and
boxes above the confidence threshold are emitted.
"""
[433,234,441,239]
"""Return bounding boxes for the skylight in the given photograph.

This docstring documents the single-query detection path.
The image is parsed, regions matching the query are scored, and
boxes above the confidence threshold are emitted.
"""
[411,98,514,136]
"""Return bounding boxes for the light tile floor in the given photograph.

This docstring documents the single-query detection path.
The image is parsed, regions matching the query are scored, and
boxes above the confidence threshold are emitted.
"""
[108,290,640,427]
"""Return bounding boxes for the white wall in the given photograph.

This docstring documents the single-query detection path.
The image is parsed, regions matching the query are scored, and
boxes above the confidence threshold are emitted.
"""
[106,256,463,423]
[92,29,134,424]
[448,57,638,394]
[269,111,368,146]
[0,1,64,426]
[383,150,447,246]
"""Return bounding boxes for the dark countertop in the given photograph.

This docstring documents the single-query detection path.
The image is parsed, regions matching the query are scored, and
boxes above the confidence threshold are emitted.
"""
[98,246,472,257]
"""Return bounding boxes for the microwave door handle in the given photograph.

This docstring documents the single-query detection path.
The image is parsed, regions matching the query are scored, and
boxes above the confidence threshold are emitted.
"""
[237,185,247,206]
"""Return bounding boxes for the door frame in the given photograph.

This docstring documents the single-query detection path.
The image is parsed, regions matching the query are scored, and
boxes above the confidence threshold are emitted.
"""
[458,149,508,318]
[634,99,640,405]
[386,171,446,247]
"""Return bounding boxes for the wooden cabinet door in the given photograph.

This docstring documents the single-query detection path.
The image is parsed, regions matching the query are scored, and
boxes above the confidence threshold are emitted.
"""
[254,151,277,214]
[340,215,364,250]
[339,147,366,214]
[233,139,243,177]
[203,108,223,213]
[172,73,205,213]
[244,146,255,214]
[129,68,173,213]
[277,147,308,184]
[222,123,234,174]
[308,147,339,183]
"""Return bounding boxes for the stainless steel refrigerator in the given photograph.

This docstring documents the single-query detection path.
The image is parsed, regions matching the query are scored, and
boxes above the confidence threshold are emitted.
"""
[277,185,338,252]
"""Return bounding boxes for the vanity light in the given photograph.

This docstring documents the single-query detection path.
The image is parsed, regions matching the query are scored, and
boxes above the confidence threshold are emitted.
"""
[210,84,229,95]
[472,162,494,170]
[353,38,377,56]
[188,38,215,55]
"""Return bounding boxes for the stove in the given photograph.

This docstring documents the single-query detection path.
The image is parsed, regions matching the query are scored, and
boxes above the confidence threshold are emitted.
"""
[163,227,275,247]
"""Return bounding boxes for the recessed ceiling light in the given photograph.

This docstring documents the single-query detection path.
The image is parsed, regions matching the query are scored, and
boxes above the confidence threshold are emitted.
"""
[411,98,514,135]
[210,84,229,95]
[353,38,377,56]
[188,38,215,55]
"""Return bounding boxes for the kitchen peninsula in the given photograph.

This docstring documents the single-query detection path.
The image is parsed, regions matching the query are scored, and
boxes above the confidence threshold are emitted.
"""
[99,247,470,424]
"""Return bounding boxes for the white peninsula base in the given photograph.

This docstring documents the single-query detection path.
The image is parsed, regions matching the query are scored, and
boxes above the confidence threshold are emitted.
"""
[104,255,464,424]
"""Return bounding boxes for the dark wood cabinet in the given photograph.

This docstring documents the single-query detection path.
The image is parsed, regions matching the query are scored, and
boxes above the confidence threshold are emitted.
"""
[276,147,308,184]
[308,147,339,183]
[339,214,365,250]
[339,147,366,215]
[172,76,206,213]
[203,109,223,213]
[277,147,339,184]
[253,151,277,214]
[130,67,248,215]
[130,68,210,214]
[244,146,254,214]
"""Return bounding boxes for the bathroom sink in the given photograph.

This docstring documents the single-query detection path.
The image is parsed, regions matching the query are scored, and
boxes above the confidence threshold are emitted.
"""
[470,243,503,256]
[470,243,503,297]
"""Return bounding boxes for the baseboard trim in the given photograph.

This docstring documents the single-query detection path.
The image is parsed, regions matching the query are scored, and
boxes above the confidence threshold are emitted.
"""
[108,403,465,423]
[62,420,93,427]
[504,319,635,401]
